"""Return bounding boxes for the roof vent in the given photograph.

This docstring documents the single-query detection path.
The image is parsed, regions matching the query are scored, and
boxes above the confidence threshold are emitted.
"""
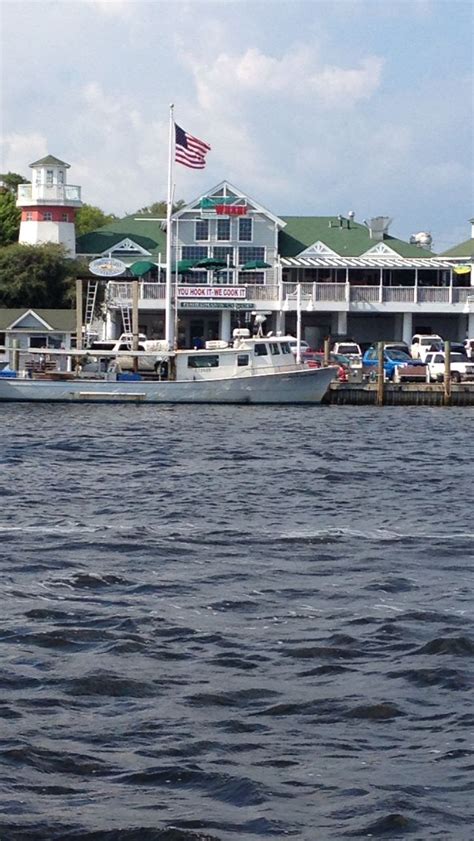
[410,231,432,249]
[364,216,392,241]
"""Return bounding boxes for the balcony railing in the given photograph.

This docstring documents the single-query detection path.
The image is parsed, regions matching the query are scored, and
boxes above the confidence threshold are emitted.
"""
[106,281,472,309]
[17,184,82,203]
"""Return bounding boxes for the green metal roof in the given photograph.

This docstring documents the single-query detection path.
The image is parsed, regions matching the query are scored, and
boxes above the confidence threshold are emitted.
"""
[29,155,70,168]
[278,216,434,258]
[0,308,76,331]
[440,238,474,259]
[76,214,167,260]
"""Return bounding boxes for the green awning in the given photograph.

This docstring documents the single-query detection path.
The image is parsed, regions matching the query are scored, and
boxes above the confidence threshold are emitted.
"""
[174,259,197,273]
[129,260,157,277]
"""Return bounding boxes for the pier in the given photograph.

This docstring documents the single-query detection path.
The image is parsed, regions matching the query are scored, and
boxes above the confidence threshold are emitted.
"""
[325,382,474,406]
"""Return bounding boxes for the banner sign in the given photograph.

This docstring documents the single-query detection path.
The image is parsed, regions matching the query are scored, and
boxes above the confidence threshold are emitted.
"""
[177,286,247,300]
[200,197,248,216]
[179,301,254,310]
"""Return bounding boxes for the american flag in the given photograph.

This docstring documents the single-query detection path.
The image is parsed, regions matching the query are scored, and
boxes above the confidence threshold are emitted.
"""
[175,123,211,169]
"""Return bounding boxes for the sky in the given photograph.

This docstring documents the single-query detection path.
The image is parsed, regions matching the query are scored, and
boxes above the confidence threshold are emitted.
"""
[0,0,472,252]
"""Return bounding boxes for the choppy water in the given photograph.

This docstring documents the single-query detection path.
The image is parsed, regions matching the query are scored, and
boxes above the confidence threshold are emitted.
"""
[0,404,473,841]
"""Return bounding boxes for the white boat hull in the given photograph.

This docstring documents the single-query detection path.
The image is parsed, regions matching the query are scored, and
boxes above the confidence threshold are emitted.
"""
[0,367,335,405]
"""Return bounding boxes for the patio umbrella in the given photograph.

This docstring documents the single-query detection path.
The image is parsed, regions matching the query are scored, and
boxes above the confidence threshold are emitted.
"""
[174,259,197,273]
[240,260,272,271]
[129,260,157,277]
[194,257,229,270]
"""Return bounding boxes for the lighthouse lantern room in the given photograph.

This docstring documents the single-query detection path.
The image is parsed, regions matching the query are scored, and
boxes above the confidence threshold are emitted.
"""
[17,155,82,257]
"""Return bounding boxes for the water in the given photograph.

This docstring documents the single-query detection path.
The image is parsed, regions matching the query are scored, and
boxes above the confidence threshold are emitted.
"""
[0,404,472,841]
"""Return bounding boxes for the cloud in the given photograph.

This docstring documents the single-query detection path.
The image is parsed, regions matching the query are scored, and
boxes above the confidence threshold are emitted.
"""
[1,132,48,176]
[186,45,384,113]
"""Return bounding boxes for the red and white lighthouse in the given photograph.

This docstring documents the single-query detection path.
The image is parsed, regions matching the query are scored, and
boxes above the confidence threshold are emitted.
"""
[17,155,82,257]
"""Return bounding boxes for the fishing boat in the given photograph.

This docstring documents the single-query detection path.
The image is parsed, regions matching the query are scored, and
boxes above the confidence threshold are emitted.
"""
[0,332,336,404]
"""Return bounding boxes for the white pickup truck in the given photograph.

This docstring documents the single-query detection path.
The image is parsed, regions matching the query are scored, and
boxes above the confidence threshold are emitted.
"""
[425,351,474,383]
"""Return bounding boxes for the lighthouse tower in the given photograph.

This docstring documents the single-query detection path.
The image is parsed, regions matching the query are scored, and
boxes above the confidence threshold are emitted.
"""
[17,155,82,257]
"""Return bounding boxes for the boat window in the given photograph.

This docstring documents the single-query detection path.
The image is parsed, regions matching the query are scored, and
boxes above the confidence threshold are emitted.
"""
[280,343,291,354]
[254,343,268,356]
[270,343,280,355]
[237,354,249,367]
[187,354,219,368]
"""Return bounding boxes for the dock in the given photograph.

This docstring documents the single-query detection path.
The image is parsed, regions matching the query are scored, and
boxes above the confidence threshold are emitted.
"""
[325,382,474,406]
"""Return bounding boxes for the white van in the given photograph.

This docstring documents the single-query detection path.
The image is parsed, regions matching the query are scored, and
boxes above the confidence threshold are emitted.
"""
[410,334,442,360]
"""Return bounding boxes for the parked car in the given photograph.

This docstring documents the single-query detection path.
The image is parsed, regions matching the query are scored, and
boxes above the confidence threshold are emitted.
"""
[425,351,474,383]
[362,347,426,381]
[287,338,311,356]
[331,341,362,361]
[383,341,411,356]
[410,334,443,360]
[302,351,348,382]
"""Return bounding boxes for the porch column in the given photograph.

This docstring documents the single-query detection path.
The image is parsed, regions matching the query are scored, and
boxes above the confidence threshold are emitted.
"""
[221,309,232,343]
[276,311,286,335]
[414,268,418,303]
[379,268,383,303]
[402,312,413,345]
[468,312,474,337]
[335,310,347,336]
[105,309,120,341]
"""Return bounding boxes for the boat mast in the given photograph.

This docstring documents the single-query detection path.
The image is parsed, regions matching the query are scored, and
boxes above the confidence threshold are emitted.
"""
[165,103,175,352]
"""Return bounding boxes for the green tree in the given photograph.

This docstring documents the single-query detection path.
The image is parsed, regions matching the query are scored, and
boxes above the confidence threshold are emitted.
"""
[0,243,79,308]
[75,204,117,236]
[0,171,28,194]
[0,189,21,246]
[135,199,186,216]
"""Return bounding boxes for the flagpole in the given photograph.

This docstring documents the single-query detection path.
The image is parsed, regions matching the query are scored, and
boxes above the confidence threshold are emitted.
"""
[165,103,175,351]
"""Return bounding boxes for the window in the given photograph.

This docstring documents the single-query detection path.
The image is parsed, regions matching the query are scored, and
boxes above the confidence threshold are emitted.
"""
[238,217,252,241]
[25,212,33,221]
[187,354,220,368]
[58,170,64,184]
[217,218,231,241]
[182,246,208,261]
[62,213,69,222]
[270,343,280,355]
[238,271,264,285]
[254,343,268,356]
[237,354,249,367]
[43,212,53,221]
[239,247,265,264]
[280,343,291,354]
[195,219,209,241]
[213,246,233,262]
[46,170,54,186]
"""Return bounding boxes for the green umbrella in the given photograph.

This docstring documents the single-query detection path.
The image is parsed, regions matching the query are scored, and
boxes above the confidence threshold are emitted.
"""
[174,259,197,273]
[240,260,272,270]
[194,257,229,270]
[129,260,157,277]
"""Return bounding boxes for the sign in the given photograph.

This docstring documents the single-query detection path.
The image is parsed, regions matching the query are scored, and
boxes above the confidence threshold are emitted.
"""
[89,257,127,277]
[177,286,247,300]
[179,301,254,310]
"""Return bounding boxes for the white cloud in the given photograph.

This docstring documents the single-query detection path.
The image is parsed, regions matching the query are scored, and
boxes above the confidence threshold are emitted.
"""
[1,132,48,176]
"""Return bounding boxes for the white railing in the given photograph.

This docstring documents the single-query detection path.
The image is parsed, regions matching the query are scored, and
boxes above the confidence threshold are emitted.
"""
[17,184,82,203]
[351,286,380,303]
[383,287,416,303]
[106,281,471,308]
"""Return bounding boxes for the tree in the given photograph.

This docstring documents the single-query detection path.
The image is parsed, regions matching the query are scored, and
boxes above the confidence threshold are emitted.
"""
[0,190,21,246]
[0,171,28,194]
[75,204,117,236]
[0,243,79,308]
[135,199,186,216]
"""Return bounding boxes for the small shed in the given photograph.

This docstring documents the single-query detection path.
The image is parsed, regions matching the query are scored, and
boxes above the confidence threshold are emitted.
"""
[0,308,77,357]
